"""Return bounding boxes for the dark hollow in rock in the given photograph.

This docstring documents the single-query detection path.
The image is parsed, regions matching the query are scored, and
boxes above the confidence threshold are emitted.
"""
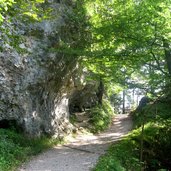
[0,119,23,132]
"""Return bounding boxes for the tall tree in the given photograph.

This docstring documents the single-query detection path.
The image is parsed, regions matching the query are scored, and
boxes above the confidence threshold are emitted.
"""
[83,0,171,94]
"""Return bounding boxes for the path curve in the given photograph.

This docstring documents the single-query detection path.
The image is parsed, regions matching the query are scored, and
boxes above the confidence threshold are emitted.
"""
[18,114,132,171]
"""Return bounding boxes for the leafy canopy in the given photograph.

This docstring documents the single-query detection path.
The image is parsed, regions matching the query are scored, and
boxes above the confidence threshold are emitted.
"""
[82,0,171,94]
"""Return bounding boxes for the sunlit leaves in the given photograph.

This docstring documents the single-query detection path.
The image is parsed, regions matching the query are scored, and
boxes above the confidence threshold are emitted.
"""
[23,12,39,20]
[0,0,15,22]
[82,0,171,93]
[35,0,45,2]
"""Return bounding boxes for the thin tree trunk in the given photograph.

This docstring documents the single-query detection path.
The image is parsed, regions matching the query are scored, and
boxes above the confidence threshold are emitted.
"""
[132,89,135,105]
[140,113,145,171]
[122,90,125,114]
[163,39,171,75]
[97,78,104,106]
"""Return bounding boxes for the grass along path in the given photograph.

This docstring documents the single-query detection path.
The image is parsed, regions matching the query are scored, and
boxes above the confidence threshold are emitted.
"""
[18,114,132,171]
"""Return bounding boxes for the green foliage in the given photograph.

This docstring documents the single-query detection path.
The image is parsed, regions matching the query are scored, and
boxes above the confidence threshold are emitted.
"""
[0,0,15,22]
[89,99,114,133]
[82,0,171,93]
[142,121,171,170]
[0,129,62,171]
[94,101,171,171]
[93,132,141,171]
[131,101,171,170]
[132,101,171,128]
[49,0,91,56]
[0,129,26,171]
[129,120,171,170]
[94,120,171,171]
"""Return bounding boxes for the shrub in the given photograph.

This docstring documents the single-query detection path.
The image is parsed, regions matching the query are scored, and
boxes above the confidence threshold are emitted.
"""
[94,101,171,171]
[0,129,62,171]
[93,133,141,171]
[89,99,115,133]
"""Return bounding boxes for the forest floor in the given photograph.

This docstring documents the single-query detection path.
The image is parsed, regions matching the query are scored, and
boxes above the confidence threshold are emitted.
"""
[18,114,132,171]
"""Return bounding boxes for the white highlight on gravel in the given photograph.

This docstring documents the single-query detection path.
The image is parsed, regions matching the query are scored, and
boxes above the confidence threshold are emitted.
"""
[18,114,132,171]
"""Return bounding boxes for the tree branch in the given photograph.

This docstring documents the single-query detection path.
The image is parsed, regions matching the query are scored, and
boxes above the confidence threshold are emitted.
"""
[150,51,168,75]
[149,25,168,76]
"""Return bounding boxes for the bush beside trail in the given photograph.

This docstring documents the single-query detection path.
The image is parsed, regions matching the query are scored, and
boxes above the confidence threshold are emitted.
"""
[94,100,171,171]
[0,129,62,171]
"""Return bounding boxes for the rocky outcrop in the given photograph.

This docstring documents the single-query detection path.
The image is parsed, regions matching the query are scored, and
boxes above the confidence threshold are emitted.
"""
[0,0,84,137]
[69,81,99,113]
[69,78,108,118]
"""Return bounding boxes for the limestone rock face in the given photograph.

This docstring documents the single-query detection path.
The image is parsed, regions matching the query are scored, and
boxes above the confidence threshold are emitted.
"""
[0,1,81,137]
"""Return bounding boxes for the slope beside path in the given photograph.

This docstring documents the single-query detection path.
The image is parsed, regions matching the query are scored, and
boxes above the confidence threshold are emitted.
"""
[18,114,132,171]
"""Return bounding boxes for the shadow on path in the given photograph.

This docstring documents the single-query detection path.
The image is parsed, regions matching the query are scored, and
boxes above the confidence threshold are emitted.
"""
[19,114,132,171]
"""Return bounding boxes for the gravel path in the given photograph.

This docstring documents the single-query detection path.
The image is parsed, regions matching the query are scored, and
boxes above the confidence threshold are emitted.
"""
[18,114,132,171]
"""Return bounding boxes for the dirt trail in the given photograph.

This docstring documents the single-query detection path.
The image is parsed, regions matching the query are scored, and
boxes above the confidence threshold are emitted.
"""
[18,114,132,171]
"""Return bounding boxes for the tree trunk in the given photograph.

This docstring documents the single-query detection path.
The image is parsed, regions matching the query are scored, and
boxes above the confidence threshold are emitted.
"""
[96,78,104,105]
[122,90,125,114]
[163,39,171,75]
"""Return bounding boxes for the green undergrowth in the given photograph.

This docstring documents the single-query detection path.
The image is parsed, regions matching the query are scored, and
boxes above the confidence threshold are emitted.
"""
[132,101,171,128]
[131,101,171,170]
[93,101,171,171]
[93,131,141,171]
[89,99,115,133]
[0,129,63,171]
